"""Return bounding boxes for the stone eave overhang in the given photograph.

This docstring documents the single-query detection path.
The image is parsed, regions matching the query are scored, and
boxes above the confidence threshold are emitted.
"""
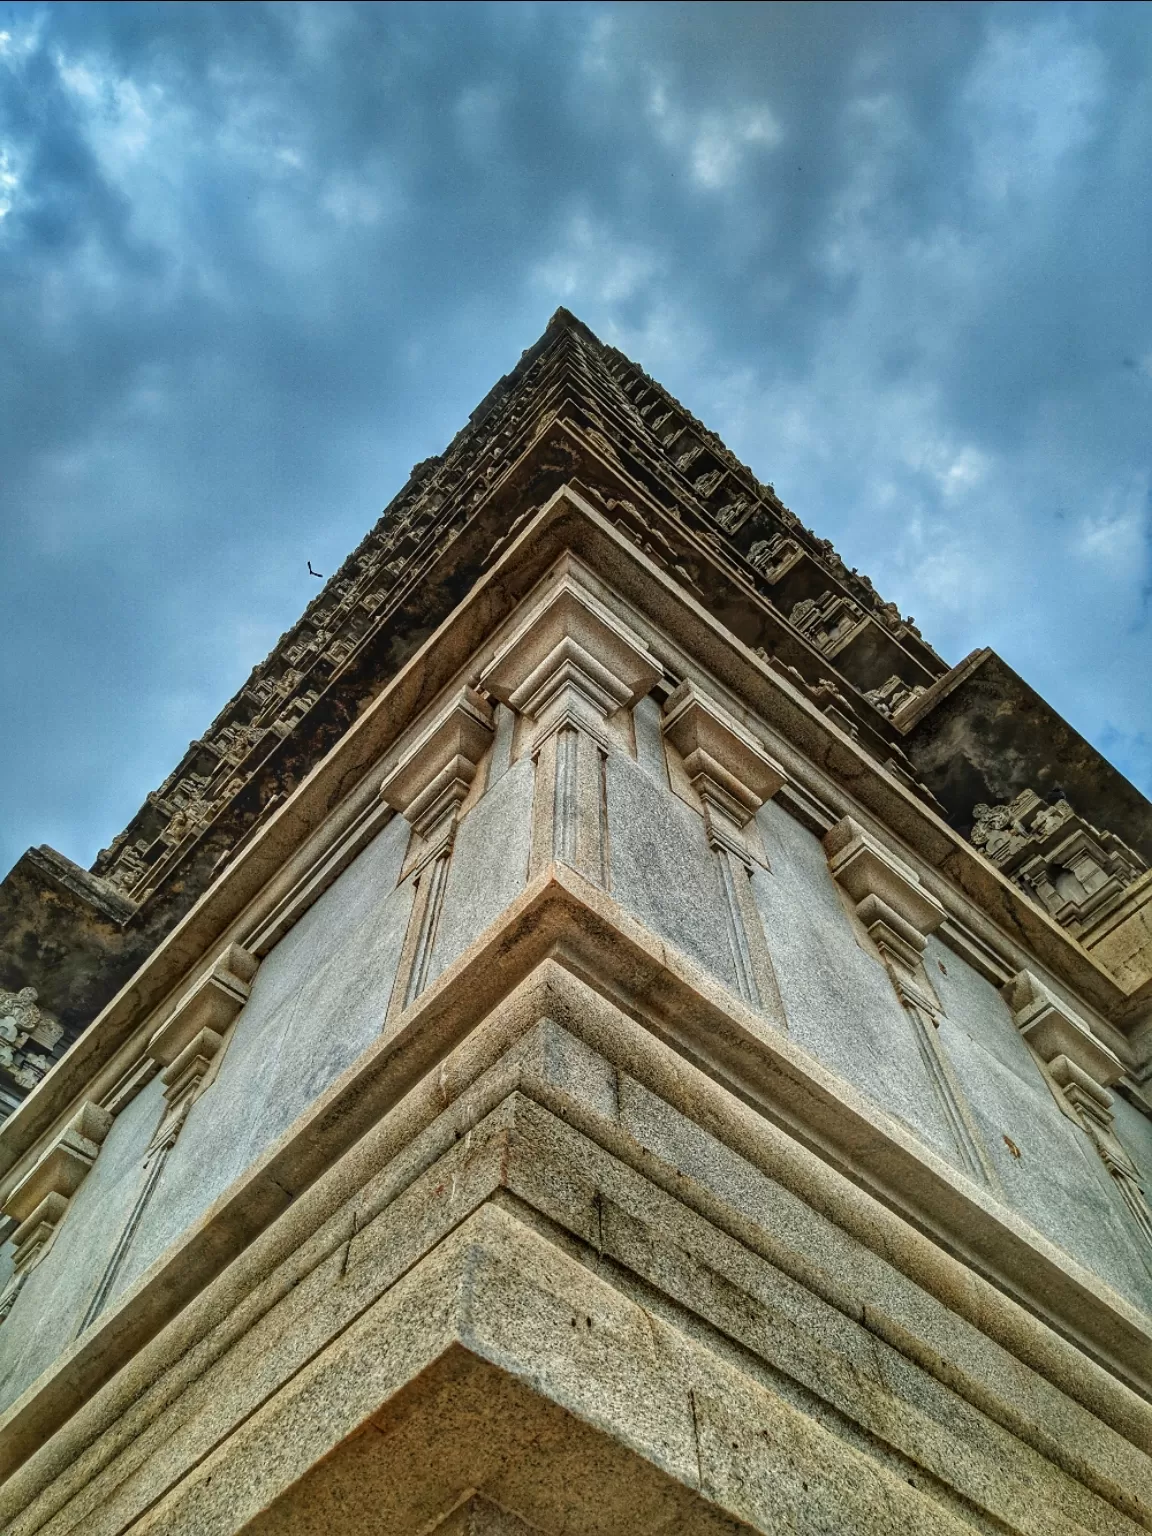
[898,646,1152,866]
[0,480,1142,1188]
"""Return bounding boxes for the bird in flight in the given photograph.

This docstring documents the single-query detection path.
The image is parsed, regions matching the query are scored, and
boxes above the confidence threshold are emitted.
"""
[307,561,323,578]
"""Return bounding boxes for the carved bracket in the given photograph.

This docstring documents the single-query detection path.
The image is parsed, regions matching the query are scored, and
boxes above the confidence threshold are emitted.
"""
[481,579,661,752]
[825,817,945,1012]
[481,577,660,885]
[148,944,259,1068]
[1006,970,1152,1244]
[825,818,994,1185]
[659,682,787,1017]
[2,1100,113,1284]
[662,682,785,867]
[382,690,495,1017]
[380,687,495,867]
[146,944,259,1151]
[1003,970,1123,1091]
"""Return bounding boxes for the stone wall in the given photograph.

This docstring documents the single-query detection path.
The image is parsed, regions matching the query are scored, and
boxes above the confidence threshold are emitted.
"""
[0,511,1149,1533]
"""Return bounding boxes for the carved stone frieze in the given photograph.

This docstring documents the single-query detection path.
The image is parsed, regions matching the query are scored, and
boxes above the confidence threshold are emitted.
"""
[971,789,1147,932]
[0,987,62,1095]
[864,673,927,720]
[789,591,865,654]
[746,532,800,582]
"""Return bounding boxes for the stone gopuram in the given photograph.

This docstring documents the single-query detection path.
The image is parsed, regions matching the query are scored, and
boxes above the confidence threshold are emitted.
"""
[1,310,1151,1534]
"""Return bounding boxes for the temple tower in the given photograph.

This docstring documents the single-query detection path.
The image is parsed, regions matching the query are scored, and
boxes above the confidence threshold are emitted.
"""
[1,311,1150,1533]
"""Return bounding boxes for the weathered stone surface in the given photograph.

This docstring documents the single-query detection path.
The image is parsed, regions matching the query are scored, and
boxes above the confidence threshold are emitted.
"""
[901,647,1152,866]
[1,312,1151,1534]
[607,750,741,995]
[428,758,534,983]
[104,811,413,1309]
[0,1075,161,1414]
[751,799,961,1161]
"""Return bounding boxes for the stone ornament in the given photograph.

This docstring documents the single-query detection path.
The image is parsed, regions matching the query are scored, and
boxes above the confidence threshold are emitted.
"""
[0,987,60,1095]
[381,688,496,1014]
[1006,969,1152,1247]
[863,673,927,720]
[661,682,785,869]
[481,578,662,754]
[662,682,787,1016]
[482,574,661,887]
[971,789,1147,932]
[144,944,260,1152]
[825,817,995,1186]
[0,1099,113,1317]
[380,687,496,863]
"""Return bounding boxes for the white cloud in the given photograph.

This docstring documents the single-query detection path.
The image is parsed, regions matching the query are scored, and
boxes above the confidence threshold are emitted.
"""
[0,146,19,219]
[56,53,163,170]
[1073,485,1151,572]
[646,77,781,190]
[532,212,660,305]
[963,18,1106,204]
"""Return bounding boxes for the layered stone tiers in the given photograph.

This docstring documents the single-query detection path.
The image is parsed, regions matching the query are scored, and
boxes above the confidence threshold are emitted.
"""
[0,320,1150,1533]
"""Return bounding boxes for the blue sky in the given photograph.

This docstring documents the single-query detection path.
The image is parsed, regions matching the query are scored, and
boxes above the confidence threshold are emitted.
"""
[2,1,1150,880]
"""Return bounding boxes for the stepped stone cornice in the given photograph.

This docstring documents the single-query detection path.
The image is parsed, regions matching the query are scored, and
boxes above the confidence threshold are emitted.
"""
[3,310,1150,1123]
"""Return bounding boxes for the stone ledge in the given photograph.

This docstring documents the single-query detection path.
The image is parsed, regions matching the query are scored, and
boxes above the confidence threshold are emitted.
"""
[6,487,1145,1190]
[2,900,1150,1510]
[5,1129,1147,1536]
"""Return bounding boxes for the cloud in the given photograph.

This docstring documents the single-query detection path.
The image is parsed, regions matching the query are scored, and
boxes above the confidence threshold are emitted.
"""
[1,0,1150,879]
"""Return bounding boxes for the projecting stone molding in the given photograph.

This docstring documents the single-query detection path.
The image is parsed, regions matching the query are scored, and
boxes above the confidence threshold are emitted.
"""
[661,680,785,868]
[824,817,996,1184]
[1005,969,1152,1246]
[481,576,662,750]
[1004,970,1123,1091]
[481,574,661,886]
[146,943,260,1153]
[380,687,496,861]
[825,817,945,996]
[380,689,497,1016]
[0,1100,113,1311]
[660,681,786,1015]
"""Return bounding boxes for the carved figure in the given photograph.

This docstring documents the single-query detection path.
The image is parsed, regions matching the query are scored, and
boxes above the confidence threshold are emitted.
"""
[971,789,1147,931]
[863,674,926,719]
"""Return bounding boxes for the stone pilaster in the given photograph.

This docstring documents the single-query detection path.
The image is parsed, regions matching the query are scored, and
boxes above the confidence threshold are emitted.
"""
[0,1100,113,1319]
[662,681,787,1017]
[481,577,661,888]
[826,817,996,1185]
[1005,971,1152,1247]
[382,688,496,1015]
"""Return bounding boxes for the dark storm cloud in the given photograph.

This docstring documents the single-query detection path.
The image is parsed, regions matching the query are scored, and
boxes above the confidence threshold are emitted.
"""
[2,1,1150,878]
